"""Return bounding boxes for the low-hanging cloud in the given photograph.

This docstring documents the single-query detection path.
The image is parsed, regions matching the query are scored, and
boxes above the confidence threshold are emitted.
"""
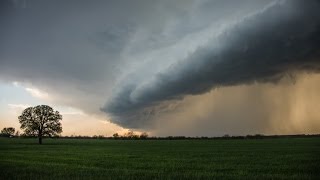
[103,0,320,128]
[2,0,320,134]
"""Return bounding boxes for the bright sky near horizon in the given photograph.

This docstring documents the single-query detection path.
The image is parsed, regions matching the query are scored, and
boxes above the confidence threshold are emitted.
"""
[0,82,127,136]
[1,0,320,136]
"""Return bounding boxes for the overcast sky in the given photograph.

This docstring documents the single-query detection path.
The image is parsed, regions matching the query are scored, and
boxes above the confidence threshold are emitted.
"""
[1,0,320,136]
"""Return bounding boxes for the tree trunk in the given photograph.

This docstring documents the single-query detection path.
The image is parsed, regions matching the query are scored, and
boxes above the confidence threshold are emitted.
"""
[39,124,43,144]
[39,135,42,144]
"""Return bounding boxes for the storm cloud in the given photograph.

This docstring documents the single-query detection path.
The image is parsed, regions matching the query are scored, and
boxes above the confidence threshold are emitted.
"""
[1,0,320,133]
[103,0,320,128]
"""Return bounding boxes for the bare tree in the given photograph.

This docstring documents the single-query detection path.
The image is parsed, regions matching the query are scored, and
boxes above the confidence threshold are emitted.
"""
[124,130,139,139]
[18,105,62,144]
[113,133,119,138]
[140,132,148,139]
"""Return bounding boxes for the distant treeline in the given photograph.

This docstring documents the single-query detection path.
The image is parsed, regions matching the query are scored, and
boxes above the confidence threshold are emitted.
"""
[6,133,320,140]
[60,134,320,140]
[2,126,319,140]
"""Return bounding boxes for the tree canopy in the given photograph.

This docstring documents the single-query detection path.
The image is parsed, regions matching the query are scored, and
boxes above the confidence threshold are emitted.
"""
[19,105,62,144]
[1,127,15,137]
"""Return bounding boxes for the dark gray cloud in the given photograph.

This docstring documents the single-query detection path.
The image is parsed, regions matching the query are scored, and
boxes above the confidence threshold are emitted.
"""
[0,0,195,114]
[0,0,269,116]
[2,0,319,132]
[103,0,320,128]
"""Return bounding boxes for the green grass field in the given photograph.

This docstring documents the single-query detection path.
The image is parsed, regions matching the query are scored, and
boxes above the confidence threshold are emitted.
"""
[0,137,319,179]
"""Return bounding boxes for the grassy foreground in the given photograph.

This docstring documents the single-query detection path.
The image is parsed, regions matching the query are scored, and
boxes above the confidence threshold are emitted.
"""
[0,137,319,179]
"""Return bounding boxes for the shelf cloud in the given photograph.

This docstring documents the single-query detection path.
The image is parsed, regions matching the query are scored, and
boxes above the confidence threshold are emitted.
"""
[102,0,320,128]
[1,0,320,134]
